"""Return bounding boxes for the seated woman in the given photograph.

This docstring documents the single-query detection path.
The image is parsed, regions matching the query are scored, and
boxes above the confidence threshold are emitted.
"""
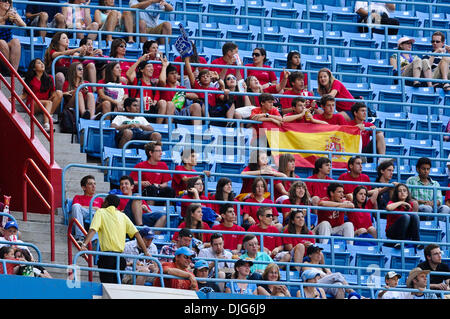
[212,75,244,125]
[79,37,106,85]
[62,0,99,40]
[172,203,212,245]
[245,71,288,108]
[282,51,307,88]
[0,0,25,71]
[22,58,63,133]
[225,259,258,295]
[242,177,280,231]
[297,269,327,299]
[281,181,312,226]
[173,149,210,197]
[257,263,291,297]
[209,177,237,215]
[390,36,432,87]
[348,186,378,239]
[245,47,278,88]
[386,183,421,249]
[97,61,129,117]
[274,153,299,202]
[180,177,215,222]
[62,62,96,120]
[109,38,134,82]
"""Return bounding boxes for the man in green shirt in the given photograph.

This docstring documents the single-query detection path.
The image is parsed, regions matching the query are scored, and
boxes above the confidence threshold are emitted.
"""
[239,234,273,275]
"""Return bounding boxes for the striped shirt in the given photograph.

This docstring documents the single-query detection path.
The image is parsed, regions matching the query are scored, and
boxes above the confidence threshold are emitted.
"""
[406,176,443,204]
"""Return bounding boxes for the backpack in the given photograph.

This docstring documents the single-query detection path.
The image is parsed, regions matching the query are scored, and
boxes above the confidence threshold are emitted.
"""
[59,107,76,134]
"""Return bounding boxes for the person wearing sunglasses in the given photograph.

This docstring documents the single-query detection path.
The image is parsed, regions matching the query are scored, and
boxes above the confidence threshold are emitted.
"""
[214,73,245,125]
[423,31,450,91]
[110,38,134,82]
[245,48,278,89]
[0,0,25,72]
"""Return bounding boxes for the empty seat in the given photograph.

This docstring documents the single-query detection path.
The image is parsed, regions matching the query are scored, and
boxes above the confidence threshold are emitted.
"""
[282,28,316,55]
[239,5,267,27]
[270,7,299,28]
[207,3,238,24]
[301,6,328,31]
[406,87,441,115]
[301,54,332,71]
[313,30,346,57]
[175,2,205,23]
[385,137,406,157]
[327,8,359,33]
[342,32,379,60]
[334,56,363,83]
[360,57,394,85]
[370,83,405,112]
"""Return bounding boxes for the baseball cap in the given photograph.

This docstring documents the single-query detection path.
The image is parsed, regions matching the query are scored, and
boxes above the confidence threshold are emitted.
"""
[301,269,321,282]
[194,260,209,269]
[179,228,193,238]
[175,246,195,257]
[397,36,415,47]
[306,245,323,256]
[4,221,18,230]
[385,271,402,280]
[234,259,254,270]
[139,227,155,240]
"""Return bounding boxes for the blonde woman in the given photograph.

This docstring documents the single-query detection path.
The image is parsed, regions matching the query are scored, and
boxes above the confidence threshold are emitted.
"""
[257,263,291,297]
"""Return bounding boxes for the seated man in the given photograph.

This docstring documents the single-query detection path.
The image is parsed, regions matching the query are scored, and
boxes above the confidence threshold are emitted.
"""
[282,97,328,125]
[110,97,161,148]
[355,1,398,35]
[312,95,348,126]
[209,42,244,81]
[305,157,334,206]
[280,72,316,114]
[70,175,104,244]
[25,0,66,40]
[406,157,450,220]
[130,141,175,206]
[129,0,173,44]
[117,175,166,232]
[348,102,386,162]
[159,228,194,262]
[423,31,450,90]
[212,204,245,255]
[239,234,273,276]
[338,156,372,201]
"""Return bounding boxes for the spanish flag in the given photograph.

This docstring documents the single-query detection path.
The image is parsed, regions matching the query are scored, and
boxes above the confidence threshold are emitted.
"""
[263,122,362,168]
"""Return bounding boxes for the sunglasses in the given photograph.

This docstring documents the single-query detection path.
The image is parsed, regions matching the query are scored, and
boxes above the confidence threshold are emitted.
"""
[431,40,442,43]
[265,214,273,218]
[118,44,126,48]
[0,0,11,3]
[252,52,261,57]
[77,67,83,71]
[182,255,192,260]
[226,75,236,81]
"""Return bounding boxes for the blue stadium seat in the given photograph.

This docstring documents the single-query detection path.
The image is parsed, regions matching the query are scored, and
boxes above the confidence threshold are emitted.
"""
[354,252,387,275]
[362,163,377,181]
[406,87,441,115]
[294,167,313,178]
[175,2,205,23]
[212,156,246,183]
[409,114,442,141]
[195,26,223,49]
[342,32,379,60]
[429,167,448,186]
[360,58,394,85]
[401,138,437,167]
[313,30,346,57]
[345,83,373,101]
[79,119,116,158]
[370,83,404,112]
[385,137,406,157]
[383,117,413,139]
[239,5,267,27]
[281,28,316,55]
[301,6,328,31]
[326,7,359,33]
[419,227,444,243]
[104,149,143,186]
[269,7,299,29]
[323,251,353,274]
[391,11,421,37]
[255,31,286,53]
[301,54,332,72]
[207,3,238,24]
[436,0,450,14]
[334,57,363,83]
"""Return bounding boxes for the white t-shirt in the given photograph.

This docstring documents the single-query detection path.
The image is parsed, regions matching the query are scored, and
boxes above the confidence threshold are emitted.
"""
[112,115,151,127]
[355,1,390,16]
[123,239,158,272]
[198,247,233,269]
[129,0,172,28]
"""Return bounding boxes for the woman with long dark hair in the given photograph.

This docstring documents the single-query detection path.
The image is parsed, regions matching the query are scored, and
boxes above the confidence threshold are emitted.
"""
[245,47,278,88]
[280,181,311,225]
[281,51,308,88]
[209,177,237,215]
[173,203,212,244]
[348,186,378,239]
[97,61,129,116]
[375,160,397,211]
[0,0,25,71]
[274,153,299,201]
[180,176,211,218]
[109,38,133,81]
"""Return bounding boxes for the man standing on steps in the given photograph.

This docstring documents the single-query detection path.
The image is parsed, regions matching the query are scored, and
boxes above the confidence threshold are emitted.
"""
[80,194,150,284]
[71,175,104,245]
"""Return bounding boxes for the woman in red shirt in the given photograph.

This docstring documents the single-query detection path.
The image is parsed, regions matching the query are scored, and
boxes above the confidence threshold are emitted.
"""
[97,61,129,117]
[173,203,211,244]
[180,176,213,218]
[386,183,421,248]
[281,181,312,226]
[110,38,134,82]
[348,186,378,239]
[274,153,299,201]
[63,62,96,120]
[245,47,278,88]
[209,177,237,215]
[281,51,308,88]
[22,58,63,132]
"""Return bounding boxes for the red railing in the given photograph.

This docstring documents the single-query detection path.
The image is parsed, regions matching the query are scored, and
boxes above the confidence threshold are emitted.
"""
[67,218,93,282]
[0,52,54,165]
[22,158,55,261]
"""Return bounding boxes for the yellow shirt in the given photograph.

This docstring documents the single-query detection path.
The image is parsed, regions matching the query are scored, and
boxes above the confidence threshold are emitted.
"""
[89,206,138,253]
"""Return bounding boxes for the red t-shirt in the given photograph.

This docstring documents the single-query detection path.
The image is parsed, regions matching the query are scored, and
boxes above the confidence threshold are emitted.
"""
[331,79,354,112]
[62,80,93,93]
[149,60,162,81]
[193,82,219,107]
[208,194,238,215]
[119,61,135,80]
[250,106,281,133]
[160,84,185,103]
[282,228,315,249]
[72,195,104,208]
[172,221,211,243]
[318,196,346,228]
[129,77,160,107]
[50,49,71,68]
[117,197,152,212]
[153,262,197,290]
[386,200,414,232]
[242,197,279,222]
[27,76,55,105]
[280,89,314,110]
[245,64,277,85]
[347,200,374,230]
[305,174,334,199]
[273,174,299,200]
[129,161,172,188]
[209,56,244,78]
[313,113,348,125]
[212,223,245,251]
[338,172,372,196]
[348,120,374,148]
[283,112,308,123]
[0,258,18,275]
[180,194,211,218]
[172,165,197,196]
[239,165,280,195]
[252,85,280,107]
[247,224,282,251]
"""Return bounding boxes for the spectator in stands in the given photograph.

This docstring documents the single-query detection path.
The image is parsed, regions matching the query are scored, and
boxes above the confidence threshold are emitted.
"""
[257,263,291,297]
[317,68,355,121]
[110,97,161,148]
[212,204,245,255]
[62,0,99,40]
[386,183,421,249]
[25,0,66,41]
[245,48,278,88]
[312,95,348,126]
[245,74,288,108]
[280,181,312,226]
[141,40,163,85]
[80,194,150,284]
[217,73,250,122]
[0,246,21,275]
[250,93,283,144]
[338,155,372,201]
[173,203,212,244]
[374,160,397,211]
[355,1,398,35]
[225,259,258,295]
[158,59,203,125]
[174,41,208,84]
[122,226,158,285]
[22,58,63,133]
[109,38,134,81]
[44,32,85,90]
[179,176,214,219]
[79,37,106,85]
[129,141,175,205]
[117,175,166,231]
[280,72,316,114]
[242,177,281,231]
[390,37,433,87]
[97,61,129,118]
[0,221,31,256]
[377,271,403,299]
[126,54,168,119]
[240,234,273,275]
[406,157,450,219]
[70,175,104,244]
[282,97,328,125]
[193,260,222,293]
[214,75,245,125]
[210,42,244,81]
[209,177,236,216]
[248,206,286,261]
[282,51,307,88]
[154,246,198,290]
[424,31,450,91]
[129,0,173,44]
[349,102,386,161]
[94,0,134,44]
[306,157,334,207]
[0,0,25,72]
[273,153,299,202]
[298,269,327,299]
[15,248,52,278]
[173,149,209,197]
[159,228,193,262]
[417,244,450,291]
[348,186,378,239]
[316,182,355,245]
[62,62,96,120]
[283,209,315,273]
[405,267,438,299]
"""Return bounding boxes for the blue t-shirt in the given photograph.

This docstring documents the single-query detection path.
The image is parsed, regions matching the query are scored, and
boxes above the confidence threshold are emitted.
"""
[226,281,258,295]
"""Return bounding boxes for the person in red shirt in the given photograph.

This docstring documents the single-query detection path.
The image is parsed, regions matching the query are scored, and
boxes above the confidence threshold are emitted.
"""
[209,177,237,215]
[316,183,355,244]
[312,95,348,125]
[283,97,328,125]
[212,204,245,254]
[71,175,104,243]
[173,149,210,197]
[250,93,283,139]
[317,67,355,121]
[348,186,378,239]
[174,41,208,78]
[273,153,299,201]
[109,38,134,82]
[280,71,317,114]
[209,42,244,81]
[22,58,63,132]
[281,51,308,88]
[281,181,312,225]
[0,246,21,275]
[142,40,162,84]
[245,73,288,107]
[245,47,278,88]
[349,102,386,159]
[180,176,214,218]
[97,61,129,118]
[248,206,285,260]
[129,141,175,205]
[172,204,212,244]
[305,157,334,207]
[338,156,373,201]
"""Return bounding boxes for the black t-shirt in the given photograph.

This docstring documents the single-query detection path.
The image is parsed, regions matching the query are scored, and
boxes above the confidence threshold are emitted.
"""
[417,260,450,285]
[198,281,221,293]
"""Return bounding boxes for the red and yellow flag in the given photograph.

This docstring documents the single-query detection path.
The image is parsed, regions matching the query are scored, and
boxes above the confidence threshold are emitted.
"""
[263,122,362,168]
